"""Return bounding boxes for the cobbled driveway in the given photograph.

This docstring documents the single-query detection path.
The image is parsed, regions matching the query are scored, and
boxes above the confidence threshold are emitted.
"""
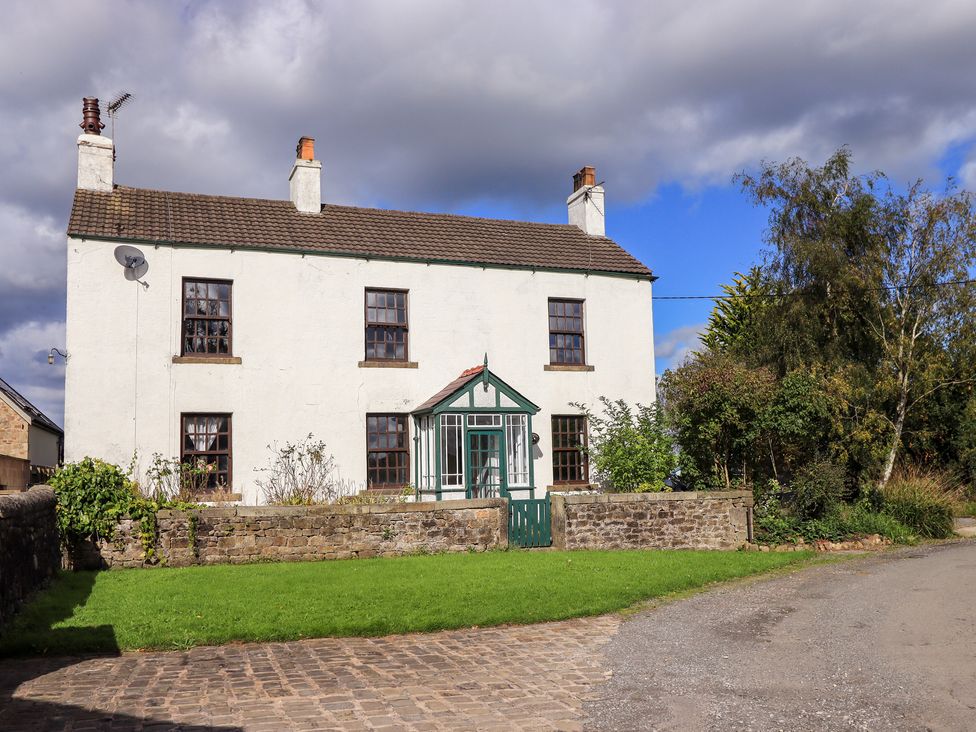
[3,543,974,731]
[0,616,619,731]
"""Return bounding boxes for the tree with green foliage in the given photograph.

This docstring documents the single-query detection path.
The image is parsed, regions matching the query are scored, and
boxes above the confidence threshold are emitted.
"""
[701,266,774,353]
[658,353,776,489]
[571,397,676,492]
[735,148,976,487]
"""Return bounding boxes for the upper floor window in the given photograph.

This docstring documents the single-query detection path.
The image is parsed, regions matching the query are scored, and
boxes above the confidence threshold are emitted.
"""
[548,298,585,365]
[365,288,408,361]
[183,279,232,356]
[552,415,589,484]
[181,413,232,492]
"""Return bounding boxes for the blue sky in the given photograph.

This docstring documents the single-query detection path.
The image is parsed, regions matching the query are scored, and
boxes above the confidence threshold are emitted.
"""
[2,0,976,427]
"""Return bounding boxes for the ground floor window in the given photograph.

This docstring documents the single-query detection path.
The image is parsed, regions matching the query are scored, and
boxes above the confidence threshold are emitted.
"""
[551,415,588,484]
[181,413,232,491]
[367,414,410,488]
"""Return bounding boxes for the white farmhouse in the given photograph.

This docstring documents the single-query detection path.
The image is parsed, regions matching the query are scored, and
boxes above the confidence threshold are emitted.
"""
[65,98,656,504]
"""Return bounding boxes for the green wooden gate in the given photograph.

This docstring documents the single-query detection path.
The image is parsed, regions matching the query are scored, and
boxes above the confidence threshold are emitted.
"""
[508,496,552,548]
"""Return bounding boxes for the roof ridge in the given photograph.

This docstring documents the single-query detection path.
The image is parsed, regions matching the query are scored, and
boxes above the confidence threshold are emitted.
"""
[0,376,63,433]
[108,185,607,237]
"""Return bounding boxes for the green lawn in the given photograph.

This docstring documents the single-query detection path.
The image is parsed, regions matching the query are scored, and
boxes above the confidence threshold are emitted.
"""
[1,549,811,655]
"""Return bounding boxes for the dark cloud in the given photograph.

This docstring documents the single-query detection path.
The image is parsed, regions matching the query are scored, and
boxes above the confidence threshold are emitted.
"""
[2,0,976,422]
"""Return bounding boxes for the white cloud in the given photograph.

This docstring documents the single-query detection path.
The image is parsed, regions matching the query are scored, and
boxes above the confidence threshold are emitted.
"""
[655,323,705,370]
[960,148,976,191]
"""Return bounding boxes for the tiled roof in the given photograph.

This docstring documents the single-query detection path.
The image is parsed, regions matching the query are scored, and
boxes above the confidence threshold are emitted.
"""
[413,367,484,413]
[0,377,62,434]
[67,186,653,277]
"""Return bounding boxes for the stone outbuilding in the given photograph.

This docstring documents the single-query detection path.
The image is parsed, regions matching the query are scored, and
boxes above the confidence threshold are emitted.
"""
[0,377,63,491]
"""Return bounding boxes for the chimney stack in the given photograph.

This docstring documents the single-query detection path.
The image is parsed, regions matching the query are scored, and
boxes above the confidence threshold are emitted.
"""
[289,136,322,213]
[76,97,114,192]
[567,165,604,236]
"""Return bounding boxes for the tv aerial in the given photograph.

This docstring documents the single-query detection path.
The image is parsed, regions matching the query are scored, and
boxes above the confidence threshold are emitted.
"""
[113,244,149,287]
[106,91,133,159]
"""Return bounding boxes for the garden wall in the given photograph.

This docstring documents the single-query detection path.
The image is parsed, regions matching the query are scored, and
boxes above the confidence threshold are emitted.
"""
[71,498,509,569]
[0,486,61,625]
[550,490,753,551]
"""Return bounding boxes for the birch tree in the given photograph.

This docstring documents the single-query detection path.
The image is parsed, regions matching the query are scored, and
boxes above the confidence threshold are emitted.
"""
[871,181,976,485]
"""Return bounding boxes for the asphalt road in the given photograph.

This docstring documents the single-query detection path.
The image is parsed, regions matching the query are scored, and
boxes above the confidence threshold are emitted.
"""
[586,542,976,731]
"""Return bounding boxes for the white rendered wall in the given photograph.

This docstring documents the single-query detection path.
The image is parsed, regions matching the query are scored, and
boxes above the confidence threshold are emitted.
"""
[65,240,655,503]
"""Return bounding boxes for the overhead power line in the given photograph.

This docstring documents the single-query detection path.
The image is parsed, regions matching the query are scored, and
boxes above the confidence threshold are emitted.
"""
[651,278,976,301]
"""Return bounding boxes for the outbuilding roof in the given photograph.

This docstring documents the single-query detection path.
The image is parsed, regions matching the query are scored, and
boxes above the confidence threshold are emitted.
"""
[0,377,63,434]
[67,186,653,278]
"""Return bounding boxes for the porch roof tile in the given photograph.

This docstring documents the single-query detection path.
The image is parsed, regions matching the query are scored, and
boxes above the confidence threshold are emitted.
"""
[413,367,483,413]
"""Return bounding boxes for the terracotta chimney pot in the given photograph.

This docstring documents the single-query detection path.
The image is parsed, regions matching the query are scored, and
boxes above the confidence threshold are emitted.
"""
[572,166,596,192]
[296,136,315,161]
[80,97,104,136]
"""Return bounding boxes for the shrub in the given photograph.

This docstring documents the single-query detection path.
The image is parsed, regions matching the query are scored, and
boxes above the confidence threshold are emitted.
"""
[658,353,775,489]
[256,434,340,505]
[571,398,677,492]
[752,478,916,545]
[143,453,217,502]
[789,459,846,519]
[842,505,915,544]
[880,469,959,539]
[752,479,801,544]
[337,485,414,506]
[50,458,136,546]
[50,457,203,562]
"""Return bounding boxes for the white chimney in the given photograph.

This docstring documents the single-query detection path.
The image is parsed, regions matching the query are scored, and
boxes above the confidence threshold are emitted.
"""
[567,165,605,236]
[289,136,322,213]
[76,97,113,192]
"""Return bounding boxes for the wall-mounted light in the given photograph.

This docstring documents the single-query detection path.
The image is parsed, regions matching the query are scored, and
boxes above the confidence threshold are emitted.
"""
[48,347,68,365]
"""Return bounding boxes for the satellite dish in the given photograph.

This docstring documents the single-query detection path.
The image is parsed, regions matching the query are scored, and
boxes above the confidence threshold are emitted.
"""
[113,244,149,281]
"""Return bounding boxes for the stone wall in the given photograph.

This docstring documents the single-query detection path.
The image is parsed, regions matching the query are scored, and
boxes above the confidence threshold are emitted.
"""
[0,398,29,460]
[0,486,61,625]
[71,498,509,569]
[551,491,753,551]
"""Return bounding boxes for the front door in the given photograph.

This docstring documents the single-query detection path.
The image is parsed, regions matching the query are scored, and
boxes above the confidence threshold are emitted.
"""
[467,430,506,498]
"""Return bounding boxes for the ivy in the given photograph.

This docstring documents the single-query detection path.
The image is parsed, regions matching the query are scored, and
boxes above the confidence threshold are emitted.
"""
[50,458,134,547]
[187,513,200,559]
[51,457,201,562]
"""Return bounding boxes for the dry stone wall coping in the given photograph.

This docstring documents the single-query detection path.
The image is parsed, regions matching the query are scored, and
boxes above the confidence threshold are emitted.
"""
[0,485,56,517]
[156,497,507,520]
[557,490,753,506]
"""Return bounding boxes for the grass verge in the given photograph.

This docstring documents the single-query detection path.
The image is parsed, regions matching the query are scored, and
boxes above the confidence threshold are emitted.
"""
[1,549,811,656]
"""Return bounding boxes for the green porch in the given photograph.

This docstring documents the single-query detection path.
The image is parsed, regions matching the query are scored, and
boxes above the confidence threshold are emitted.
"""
[412,360,540,501]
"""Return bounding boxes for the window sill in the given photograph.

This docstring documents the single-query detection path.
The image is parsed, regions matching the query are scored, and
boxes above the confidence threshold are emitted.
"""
[173,356,242,365]
[544,364,594,372]
[548,483,599,491]
[358,360,419,369]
